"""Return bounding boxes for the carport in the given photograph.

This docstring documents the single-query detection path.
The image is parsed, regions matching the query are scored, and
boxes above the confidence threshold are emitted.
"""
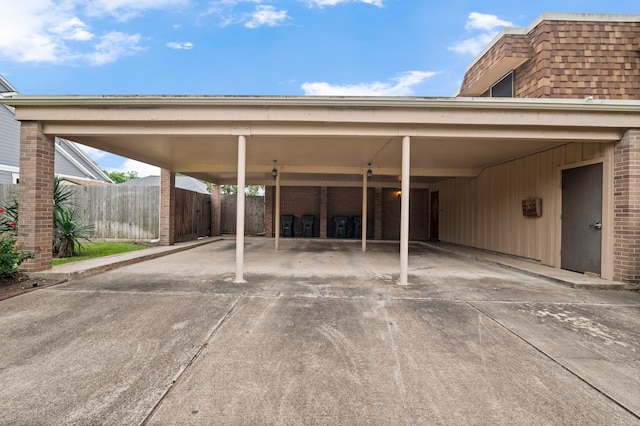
[4,95,638,284]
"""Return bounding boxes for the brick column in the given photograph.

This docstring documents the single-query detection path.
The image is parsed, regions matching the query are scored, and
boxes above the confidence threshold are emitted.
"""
[319,186,327,238]
[613,129,640,284]
[18,121,55,272]
[210,184,221,236]
[264,186,274,237]
[159,169,175,246]
[374,187,382,240]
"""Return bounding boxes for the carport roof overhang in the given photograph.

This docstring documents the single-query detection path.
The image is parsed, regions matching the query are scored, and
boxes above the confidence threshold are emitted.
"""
[3,95,639,186]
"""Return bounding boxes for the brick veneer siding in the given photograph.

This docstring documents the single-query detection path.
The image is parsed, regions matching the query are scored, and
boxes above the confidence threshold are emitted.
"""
[265,186,321,237]
[159,169,175,245]
[461,19,640,99]
[613,129,640,284]
[18,121,55,271]
[459,34,533,96]
[210,184,221,236]
[381,188,429,240]
[327,187,374,238]
[265,186,380,238]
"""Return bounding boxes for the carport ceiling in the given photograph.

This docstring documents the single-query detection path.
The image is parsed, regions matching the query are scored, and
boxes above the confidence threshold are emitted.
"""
[6,95,639,186]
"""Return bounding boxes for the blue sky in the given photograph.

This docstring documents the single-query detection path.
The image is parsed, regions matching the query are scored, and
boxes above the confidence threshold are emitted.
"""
[1,0,639,176]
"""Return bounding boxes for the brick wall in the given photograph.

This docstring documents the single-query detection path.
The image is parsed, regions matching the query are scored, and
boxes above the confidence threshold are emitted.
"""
[523,20,640,99]
[276,186,320,237]
[265,186,380,238]
[381,188,429,240]
[327,187,374,238]
[18,121,55,271]
[210,184,221,236]
[461,19,640,100]
[613,129,640,284]
[459,34,532,96]
[159,169,175,245]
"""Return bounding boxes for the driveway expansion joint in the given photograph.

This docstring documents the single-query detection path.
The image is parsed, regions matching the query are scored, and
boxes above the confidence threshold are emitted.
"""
[141,295,243,425]
[466,301,640,421]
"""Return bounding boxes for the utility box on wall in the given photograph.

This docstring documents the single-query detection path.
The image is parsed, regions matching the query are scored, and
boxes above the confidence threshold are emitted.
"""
[522,198,542,217]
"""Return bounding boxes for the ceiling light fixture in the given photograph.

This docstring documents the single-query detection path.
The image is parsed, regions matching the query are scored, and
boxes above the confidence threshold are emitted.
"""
[272,160,278,180]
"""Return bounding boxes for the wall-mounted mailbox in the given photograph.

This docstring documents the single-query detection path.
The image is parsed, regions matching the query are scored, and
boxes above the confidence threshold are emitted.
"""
[522,198,542,217]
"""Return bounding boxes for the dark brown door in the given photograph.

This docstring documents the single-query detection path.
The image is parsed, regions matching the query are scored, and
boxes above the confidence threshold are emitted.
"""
[429,191,439,241]
[561,163,602,274]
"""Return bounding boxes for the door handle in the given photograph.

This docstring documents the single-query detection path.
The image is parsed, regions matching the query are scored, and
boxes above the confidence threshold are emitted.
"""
[590,222,602,230]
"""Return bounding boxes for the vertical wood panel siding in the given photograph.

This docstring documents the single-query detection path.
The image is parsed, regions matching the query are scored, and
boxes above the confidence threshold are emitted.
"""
[429,142,609,266]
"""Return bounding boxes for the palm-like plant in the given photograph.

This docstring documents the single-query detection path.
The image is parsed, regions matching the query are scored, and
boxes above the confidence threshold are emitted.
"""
[53,207,94,258]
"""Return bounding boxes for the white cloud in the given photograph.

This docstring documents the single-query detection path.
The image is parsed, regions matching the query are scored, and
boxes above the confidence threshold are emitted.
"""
[449,33,496,56]
[245,5,289,28]
[118,159,161,177]
[167,41,194,49]
[465,12,512,31]
[76,145,109,161]
[52,17,94,41]
[307,0,383,7]
[0,0,181,65]
[87,0,191,21]
[87,32,144,65]
[449,12,513,56]
[301,71,437,96]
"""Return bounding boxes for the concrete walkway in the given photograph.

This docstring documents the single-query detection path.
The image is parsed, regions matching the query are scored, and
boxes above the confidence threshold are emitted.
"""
[1,239,638,425]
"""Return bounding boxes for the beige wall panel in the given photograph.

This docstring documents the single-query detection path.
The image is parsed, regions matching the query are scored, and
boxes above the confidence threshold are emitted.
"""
[431,142,609,268]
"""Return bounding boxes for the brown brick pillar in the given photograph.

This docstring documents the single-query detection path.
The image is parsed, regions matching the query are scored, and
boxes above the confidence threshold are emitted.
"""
[319,186,327,238]
[613,129,640,284]
[159,169,175,246]
[374,187,382,240]
[264,186,274,237]
[18,121,55,272]
[210,184,221,236]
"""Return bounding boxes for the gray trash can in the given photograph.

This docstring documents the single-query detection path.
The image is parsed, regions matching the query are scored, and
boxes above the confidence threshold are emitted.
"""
[281,215,294,237]
[302,215,314,237]
[352,216,362,239]
[333,216,348,238]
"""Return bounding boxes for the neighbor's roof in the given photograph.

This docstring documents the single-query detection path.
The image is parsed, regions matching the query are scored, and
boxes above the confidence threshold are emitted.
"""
[120,175,209,194]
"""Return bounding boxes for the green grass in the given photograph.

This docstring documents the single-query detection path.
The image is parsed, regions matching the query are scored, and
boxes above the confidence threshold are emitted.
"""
[52,242,152,266]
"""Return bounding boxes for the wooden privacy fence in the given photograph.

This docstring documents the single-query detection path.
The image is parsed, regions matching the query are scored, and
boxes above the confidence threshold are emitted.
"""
[0,184,211,242]
[220,195,265,235]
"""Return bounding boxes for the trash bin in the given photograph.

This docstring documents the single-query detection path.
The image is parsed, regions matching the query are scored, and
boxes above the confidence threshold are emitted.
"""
[281,215,294,237]
[302,215,314,237]
[333,215,348,238]
[352,216,362,239]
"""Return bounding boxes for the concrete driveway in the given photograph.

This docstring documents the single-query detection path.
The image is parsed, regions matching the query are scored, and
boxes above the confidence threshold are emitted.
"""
[1,239,639,425]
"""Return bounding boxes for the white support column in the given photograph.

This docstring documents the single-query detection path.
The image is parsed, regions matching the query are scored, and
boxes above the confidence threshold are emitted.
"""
[400,136,411,285]
[275,171,281,250]
[362,171,368,252]
[235,135,247,283]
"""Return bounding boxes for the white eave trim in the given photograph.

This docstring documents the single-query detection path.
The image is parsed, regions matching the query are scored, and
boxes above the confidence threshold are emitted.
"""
[2,95,640,113]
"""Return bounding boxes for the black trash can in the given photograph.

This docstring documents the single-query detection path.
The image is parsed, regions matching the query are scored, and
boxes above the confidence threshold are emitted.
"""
[302,215,314,237]
[352,216,362,239]
[333,215,348,238]
[281,215,294,237]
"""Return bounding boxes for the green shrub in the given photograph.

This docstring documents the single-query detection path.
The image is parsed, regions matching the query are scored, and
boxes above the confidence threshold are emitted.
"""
[0,235,34,279]
[53,207,94,258]
[0,199,19,236]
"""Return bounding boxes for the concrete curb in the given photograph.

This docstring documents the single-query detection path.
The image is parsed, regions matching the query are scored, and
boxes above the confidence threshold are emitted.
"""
[420,241,628,291]
[27,237,223,281]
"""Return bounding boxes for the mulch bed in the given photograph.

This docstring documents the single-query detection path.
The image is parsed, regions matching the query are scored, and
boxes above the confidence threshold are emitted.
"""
[0,274,67,301]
